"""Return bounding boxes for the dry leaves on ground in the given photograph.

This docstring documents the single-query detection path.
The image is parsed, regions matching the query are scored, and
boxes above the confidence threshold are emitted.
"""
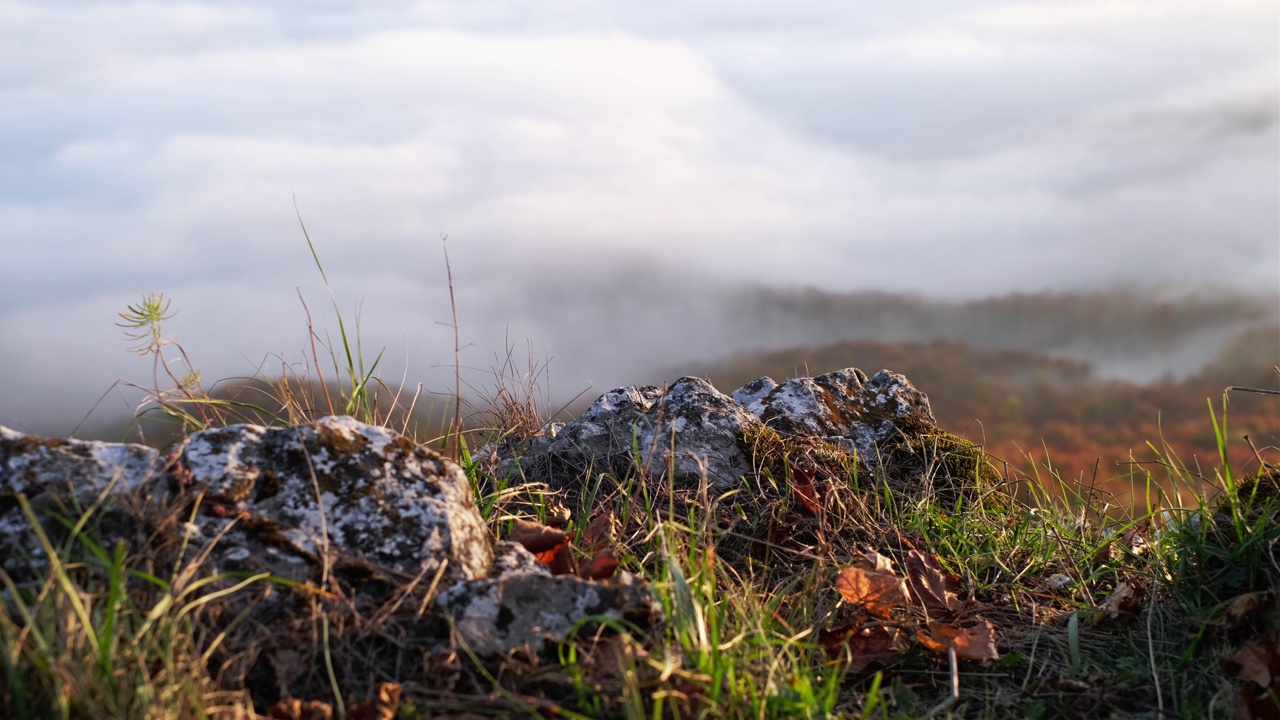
[580,507,618,552]
[579,547,619,580]
[818,624,904,672]
[1231,639,1280,720]
[836,551,908,619]
[904,549,962,615]
[509,519,569,554]
[1090,582,1141,625]
[268,683,401,720]
[789,461,824,515]
[917,619,1000,661]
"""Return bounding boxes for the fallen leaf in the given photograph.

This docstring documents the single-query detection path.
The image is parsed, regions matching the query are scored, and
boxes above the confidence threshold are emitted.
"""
[904,549,962,615]
[580,507,617,552]
[579,548,619,580]
[836,552,907,618]
[918,619,1000,661]
[509,519,568,554]
[789,462,823,515]
[348,682,402,720]
[1090,540,1113,568]
[535,538,575,575]
[862,550,895,574]
[1232,639,1280,688]
[818,624,902,671]
[1236,686,1280,720]
[1091,582,1140,625]
[545,501,572,528]
[1226,592,1270,630]
[268,699,333,720]
[1232,640,1280,720]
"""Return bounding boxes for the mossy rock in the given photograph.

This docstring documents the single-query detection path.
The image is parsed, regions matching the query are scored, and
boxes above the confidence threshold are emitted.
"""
[890,431,1010,511]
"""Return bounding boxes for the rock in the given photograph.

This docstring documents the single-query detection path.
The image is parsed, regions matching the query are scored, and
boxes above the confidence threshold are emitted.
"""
[438,542,661,656]
[0,416,660,657]
[747,369,936,459]
[169,416,493,586]
[495,368,939,491]
[506,376,764,489]
[0,428,161,572]
[730,376,778,407]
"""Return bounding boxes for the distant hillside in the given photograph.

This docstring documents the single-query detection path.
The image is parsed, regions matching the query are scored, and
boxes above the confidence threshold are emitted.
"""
[702,286,1277,383]
[669,322,1280,503]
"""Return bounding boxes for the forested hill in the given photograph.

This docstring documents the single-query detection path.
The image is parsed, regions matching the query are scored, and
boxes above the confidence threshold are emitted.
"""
[669,322,1279,503]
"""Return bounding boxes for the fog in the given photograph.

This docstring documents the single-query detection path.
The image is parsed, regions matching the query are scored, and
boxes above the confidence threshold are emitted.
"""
[1,1,1277,435]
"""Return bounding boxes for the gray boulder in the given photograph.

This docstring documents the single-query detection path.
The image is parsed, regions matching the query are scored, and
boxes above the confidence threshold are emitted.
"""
[746,369,936,458]
[495,368,938,490]
[0,416,660,657]
[505,376,764,489]
[0,428,161,572]
[439,541,660,655]
[168,416,493,586]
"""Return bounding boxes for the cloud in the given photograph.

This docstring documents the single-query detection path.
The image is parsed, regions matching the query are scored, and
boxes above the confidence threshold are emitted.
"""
[0,0,1275,430]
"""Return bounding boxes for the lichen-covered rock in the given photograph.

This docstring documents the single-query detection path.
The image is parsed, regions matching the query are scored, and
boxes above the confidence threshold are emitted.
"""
[508,376,764,489]
[747,369,937,459]
[0,428,161,571]
[171,416,494,586]
[0,417,661,659]
[730,376,778,407]
[496,368,938,491]
[438,543,661,656]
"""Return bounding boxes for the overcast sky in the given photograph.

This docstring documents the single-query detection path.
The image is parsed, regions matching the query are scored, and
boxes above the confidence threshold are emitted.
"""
[1,0,1277,433]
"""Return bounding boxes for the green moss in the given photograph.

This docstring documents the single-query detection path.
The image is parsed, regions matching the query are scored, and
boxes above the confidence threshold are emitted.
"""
[741,422,856,480]
[893,430,1009,510]
[1234,463,1280,508]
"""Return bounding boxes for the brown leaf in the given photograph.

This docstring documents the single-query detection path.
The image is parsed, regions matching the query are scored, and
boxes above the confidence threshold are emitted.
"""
[580,507,617,552]
[579,548,620,580]
[904,549,962,615]
[1090,540,1113,568]
[818,624,903,671]
[509,519,568,554]
[268,699,333,720]
[1227,592,1270,629]
[1232,640,1280,720]
[789,461,823,515]
[1236,686,1280,720]
[1232,639,1280,689]
[348,683,402,720]
[1091,582,1140,625]
[918,619,999,661]
[1120,529,1148,556]
[836,552,907,618]
[535,539,575,575]
[545,501,573,528]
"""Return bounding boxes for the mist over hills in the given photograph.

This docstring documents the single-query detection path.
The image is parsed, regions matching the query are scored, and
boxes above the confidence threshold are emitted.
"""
[670,285,1277,383]
[667,320,1280,502]
[496,263,1277,394]
[33,279,1277,449]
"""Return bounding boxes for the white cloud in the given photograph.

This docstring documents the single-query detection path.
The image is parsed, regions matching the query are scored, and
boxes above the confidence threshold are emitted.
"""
[0,0,1275,429]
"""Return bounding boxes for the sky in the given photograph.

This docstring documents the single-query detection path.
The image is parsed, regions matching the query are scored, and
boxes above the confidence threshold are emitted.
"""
[1,0,1278,433]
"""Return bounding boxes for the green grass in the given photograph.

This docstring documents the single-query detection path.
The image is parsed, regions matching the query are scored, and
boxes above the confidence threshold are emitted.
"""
[2,237,1276,718]
[7,380,1273,718]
